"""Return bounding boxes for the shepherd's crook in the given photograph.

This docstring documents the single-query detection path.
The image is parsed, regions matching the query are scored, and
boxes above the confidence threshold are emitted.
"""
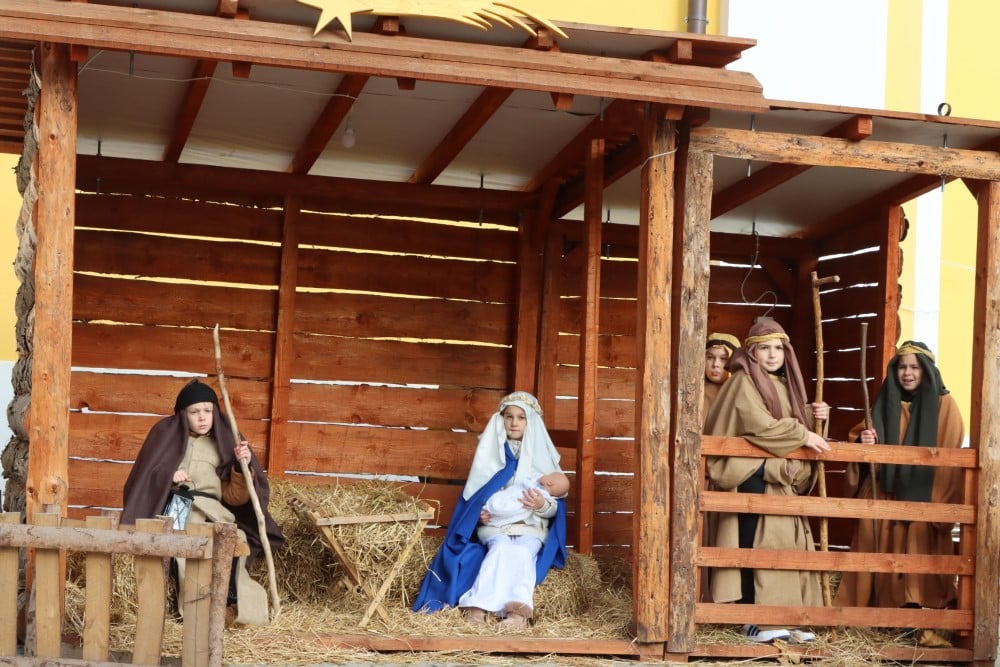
[212,324,281,619]
[859,323,879,556]
[810,271,839,607]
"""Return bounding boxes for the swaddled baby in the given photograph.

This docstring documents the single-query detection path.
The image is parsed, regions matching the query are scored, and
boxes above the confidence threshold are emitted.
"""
[484,471,570,527]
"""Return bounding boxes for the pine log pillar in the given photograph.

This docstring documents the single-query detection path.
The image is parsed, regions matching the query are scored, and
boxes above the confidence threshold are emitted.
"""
[633,106,676,649]
[25,42,76,522]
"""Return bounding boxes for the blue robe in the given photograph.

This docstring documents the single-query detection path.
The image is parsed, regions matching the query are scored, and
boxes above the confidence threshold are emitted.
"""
[412,443,568,612]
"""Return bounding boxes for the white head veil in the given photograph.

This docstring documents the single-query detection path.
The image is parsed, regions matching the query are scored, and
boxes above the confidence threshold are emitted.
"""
[462,391,562,500]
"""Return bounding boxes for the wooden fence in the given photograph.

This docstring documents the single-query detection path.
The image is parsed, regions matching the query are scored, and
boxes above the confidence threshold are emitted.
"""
[696,435,977,663]
[0,510,237,667]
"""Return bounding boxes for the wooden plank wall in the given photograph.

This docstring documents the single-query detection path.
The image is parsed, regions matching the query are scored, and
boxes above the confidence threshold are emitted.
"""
[65,184,886,558]
[67,189,523,526]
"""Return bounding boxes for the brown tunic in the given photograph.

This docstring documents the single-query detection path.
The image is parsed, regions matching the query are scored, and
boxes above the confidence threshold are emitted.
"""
[833,393,964,609]
[703,370,823,607]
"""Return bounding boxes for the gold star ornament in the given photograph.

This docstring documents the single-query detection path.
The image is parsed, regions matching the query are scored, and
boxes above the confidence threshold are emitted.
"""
[296,0,567,41]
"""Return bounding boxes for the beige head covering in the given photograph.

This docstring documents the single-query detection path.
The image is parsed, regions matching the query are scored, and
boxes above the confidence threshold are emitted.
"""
[706,332,741,354]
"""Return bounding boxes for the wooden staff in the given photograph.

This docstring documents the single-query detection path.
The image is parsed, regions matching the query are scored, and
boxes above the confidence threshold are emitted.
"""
[212,324,281,619]
[810,270,839,607]
[859,322,879,557]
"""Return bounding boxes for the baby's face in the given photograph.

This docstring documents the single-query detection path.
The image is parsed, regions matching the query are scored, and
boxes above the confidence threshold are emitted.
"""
[539,473,569,497]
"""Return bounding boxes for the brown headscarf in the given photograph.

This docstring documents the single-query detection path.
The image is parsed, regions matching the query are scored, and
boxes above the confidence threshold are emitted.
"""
[726,319,810,426]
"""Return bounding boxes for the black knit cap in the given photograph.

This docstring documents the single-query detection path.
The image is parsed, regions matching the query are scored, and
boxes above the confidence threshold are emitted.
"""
[174,379,220,414]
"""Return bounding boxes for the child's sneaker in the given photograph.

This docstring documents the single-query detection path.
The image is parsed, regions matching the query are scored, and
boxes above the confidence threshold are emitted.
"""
[742,624,791,643]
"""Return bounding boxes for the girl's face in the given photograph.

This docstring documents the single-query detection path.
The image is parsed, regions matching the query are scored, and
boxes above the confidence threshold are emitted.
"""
[896,354,923,392]
[185,402,214,436]
[755,339,785,373]
[502,405,527,441]
[704,347,730,384]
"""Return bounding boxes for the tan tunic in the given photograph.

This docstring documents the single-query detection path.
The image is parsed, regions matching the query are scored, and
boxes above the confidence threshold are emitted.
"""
[833,394,964,609]
[703,380,722,426]
[176,435,267,625]
[703,371,823,607]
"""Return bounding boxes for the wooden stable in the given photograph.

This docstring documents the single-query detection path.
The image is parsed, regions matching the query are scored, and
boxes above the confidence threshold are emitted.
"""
[2,1,1000,664]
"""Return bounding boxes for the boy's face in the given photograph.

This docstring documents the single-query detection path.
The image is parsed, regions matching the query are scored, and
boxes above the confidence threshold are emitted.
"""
[502,405,527,440]
[704,346,730,384]
[185,402,214,436]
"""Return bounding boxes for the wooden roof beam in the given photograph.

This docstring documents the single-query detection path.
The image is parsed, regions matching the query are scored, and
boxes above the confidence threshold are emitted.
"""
[408,86,511,184]
[792,133,1000,240]
[287,73,368,175]
[409,33,563,185]
[522,99,643,194]
[77,154,537,225]
[162,58,217,163]
[161,0,254,162]
[553,105,684,218]
[0,0,767,111]
[712,114,873,218]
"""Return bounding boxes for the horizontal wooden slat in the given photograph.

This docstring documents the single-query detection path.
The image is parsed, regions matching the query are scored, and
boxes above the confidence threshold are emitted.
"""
[699,546,974,574]
[816,286,883,322]
[297,247,515,301]
[287,384,505,431]
[556,334,637,369]
[298,212,517,262]
[702,435,977,466]
[294,291,511,345]
[560,297,636,336]
[696,602,973,630]
[70,412,269,462]
[815,249,887,288]
[552,397,636,439]
[555,366,636,401]
[702,490,974,524]
[76,192,284,242]
[281,422,478,479]
[74,273,277,330]
[292,335,509,388]
[75,228,280,285]
[73,323,273,378]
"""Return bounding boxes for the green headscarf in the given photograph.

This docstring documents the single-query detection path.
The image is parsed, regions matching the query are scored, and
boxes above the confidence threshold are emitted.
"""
[874,341,948,503]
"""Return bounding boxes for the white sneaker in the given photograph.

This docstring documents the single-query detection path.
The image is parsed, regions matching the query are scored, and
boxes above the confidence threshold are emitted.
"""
[789,629,816,643]
[742,624,791,643]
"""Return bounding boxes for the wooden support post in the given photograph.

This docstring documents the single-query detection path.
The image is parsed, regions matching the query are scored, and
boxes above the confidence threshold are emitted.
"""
[574,138,603,554]
[27,41,76,523]
[32,511,62,659]
[267,194,301,479]
[536,187,564,420]
[208,522,237,667]
[182,522,215,667]
[513,181,556,393]
[633,107,676,644]
[0,513,18,658]
[134,518,167,666]
[972,180,1000,665]
[82,515,113,662]
[876,206,905,365]
[668,134,711,654]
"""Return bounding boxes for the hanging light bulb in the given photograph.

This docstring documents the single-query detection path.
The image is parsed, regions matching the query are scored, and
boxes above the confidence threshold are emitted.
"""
[341,117,356,149]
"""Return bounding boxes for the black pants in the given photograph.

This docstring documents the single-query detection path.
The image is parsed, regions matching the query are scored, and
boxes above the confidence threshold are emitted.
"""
[736,463,766,604]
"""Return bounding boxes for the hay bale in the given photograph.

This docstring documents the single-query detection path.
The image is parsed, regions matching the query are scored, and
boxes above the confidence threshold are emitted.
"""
[533,550,599,618]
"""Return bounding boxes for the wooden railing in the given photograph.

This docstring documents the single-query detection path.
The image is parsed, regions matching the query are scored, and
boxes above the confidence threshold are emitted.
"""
[697,435,977,659]
[0,510,238,667]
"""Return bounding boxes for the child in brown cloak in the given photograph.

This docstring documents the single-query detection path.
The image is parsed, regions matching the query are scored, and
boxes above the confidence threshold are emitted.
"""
[703,319,831,643]
[122,379,284,625]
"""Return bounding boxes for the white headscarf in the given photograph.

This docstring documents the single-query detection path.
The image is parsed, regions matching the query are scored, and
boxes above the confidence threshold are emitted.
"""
[462,391,562,500]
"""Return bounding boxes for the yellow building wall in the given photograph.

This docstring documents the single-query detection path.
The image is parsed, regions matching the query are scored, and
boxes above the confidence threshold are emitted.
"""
[886,0,992,433]
[0,154,19,363]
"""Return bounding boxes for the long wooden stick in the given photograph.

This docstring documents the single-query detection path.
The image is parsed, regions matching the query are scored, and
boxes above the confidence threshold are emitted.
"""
[810,270,839,607]
[859,322,879,561]
[212,324,281,619]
